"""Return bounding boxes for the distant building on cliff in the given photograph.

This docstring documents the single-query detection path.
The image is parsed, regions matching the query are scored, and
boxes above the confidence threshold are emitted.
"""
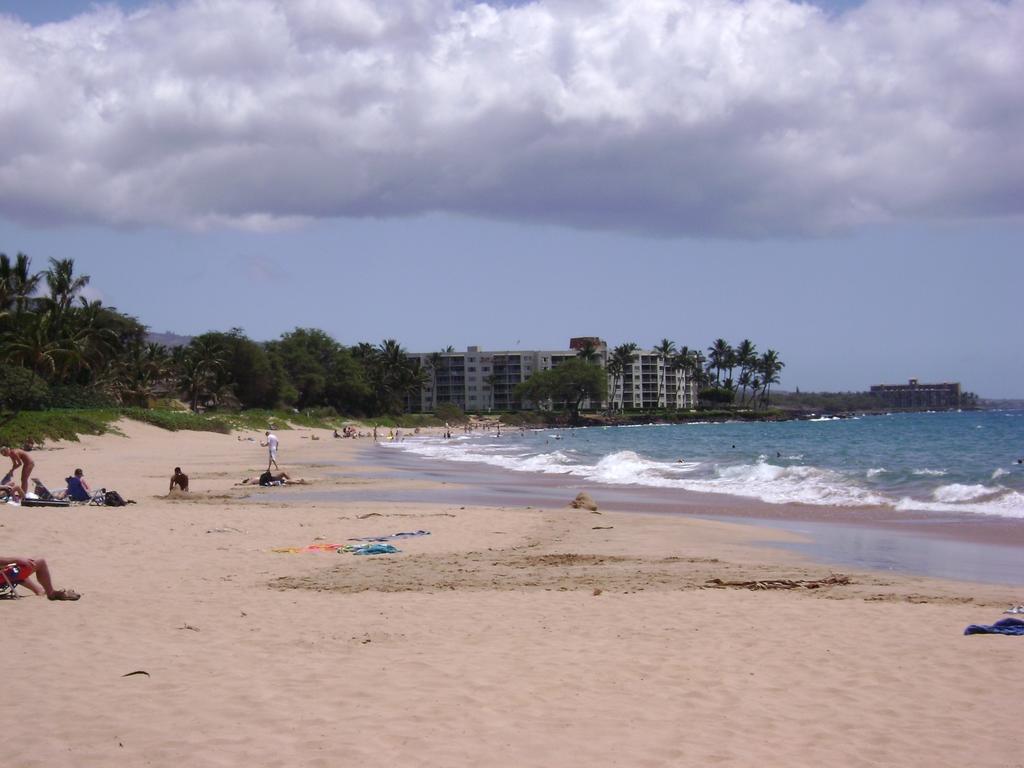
[870,379,961,409]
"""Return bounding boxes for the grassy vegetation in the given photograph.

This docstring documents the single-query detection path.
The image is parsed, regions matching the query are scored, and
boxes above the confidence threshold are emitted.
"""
[0,406,452,446]
[120,408,233,434]
[1,400,802,448]
[0,409,122,446]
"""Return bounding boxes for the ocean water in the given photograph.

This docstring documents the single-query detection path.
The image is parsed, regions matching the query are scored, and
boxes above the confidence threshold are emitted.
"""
[387,410,1024,519]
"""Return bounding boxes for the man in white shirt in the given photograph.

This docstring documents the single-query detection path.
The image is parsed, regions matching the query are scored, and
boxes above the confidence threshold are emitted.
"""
[260,431,280,471]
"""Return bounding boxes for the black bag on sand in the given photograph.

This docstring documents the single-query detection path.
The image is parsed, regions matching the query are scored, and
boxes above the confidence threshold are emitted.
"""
[103,490,129,507]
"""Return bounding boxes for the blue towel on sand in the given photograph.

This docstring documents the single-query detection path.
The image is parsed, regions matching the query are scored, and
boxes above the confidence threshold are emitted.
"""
[964,618,1024,636]
[349,530,430,542]
[352,543,401,556]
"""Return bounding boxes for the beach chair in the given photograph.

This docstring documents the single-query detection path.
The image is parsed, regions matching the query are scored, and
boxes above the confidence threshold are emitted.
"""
[1,563,22,599]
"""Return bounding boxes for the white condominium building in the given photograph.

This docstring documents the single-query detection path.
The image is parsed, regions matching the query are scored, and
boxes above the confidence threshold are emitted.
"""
[407,338,697,413]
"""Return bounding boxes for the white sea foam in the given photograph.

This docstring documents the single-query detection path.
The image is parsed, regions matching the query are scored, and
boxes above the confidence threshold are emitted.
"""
[391,429,1024,519]
[676,460,889,507]
[895,491,1024,518]
[932,483,1002,503]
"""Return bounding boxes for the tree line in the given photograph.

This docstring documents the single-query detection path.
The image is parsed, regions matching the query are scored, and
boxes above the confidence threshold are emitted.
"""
[0,254,425,416]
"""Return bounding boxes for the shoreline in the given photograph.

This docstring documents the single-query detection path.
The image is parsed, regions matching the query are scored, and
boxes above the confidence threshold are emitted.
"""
[352,437,1024,586]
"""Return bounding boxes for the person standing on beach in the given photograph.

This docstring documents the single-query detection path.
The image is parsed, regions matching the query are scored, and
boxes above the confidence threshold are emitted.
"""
[260,431,279,471]
[1,446,34,498]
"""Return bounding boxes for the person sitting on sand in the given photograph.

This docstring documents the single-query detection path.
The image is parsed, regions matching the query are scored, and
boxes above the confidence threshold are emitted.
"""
[1,555,81,600]
[169,467,189,492]
[1,479,23,503]
[58,468,93,502]
[1,445,35,498]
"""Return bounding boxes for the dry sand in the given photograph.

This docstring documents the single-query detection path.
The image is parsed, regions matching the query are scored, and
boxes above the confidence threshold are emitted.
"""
[4,420,1022,767]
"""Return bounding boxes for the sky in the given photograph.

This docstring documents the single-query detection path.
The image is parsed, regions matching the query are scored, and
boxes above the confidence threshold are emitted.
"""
[0,0,1022,397]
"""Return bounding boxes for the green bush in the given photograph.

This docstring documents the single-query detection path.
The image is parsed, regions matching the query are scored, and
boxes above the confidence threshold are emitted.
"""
[698,387,735,405]
[48,384,118,409]
[0,366,50,410]
[435,403,466,424]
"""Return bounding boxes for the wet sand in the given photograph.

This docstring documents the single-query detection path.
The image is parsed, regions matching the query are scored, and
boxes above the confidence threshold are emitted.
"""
[334,441,1024,585]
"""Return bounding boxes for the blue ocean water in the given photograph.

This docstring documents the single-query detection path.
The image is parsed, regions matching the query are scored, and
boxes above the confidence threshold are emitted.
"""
[389,410,1024,519]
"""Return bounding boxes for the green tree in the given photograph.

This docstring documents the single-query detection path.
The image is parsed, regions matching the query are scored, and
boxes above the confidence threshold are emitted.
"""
[0,252,41,318]
[575,341,601,364]
[609,343,638,411]
[193,329,281,409]
[756,349,785,408]
[706,339,733,386]
[734,339,758,405]
[653,338,676,409]
[42,257,90,321]
[515,358,607,424]
[176,337,226,411]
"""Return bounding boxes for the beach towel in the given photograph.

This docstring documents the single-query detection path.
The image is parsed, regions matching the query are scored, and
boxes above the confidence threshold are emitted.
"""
[352,543,400,555]
[963,618,1024,636]
[20,497,71,508]
[271,543,346,554]
[349,530,431,542]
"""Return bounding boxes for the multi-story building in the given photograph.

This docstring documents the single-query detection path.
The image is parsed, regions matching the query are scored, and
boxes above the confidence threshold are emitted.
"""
[870,379,961,410]
[408,339,698,413]
[408,344,594,413]
[610,353,697,411]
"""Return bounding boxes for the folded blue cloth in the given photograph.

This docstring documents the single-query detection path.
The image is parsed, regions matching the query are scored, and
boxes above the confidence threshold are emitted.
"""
[352,543,401,556]
[349,530,430,542]
[964,617,1024,636]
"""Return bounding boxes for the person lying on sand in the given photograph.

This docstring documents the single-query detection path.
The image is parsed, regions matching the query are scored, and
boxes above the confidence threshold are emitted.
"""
[1,556,81,600]
[239,471,308,486]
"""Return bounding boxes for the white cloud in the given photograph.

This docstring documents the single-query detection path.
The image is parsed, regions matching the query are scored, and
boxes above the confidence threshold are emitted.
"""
[0,0,1021,236]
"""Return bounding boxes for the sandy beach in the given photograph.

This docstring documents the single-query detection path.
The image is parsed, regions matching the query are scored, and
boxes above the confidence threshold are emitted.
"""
[5,420,1023,768]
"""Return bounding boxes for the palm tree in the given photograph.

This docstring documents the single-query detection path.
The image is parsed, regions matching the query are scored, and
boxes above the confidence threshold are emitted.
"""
[177,338,225,411]
[2,314,65,377]
[43,257,90,320]
[707,339,732,386]
[575,341,601,364]
[425,351,444,412]
[610,342,638,411]
[757,350,785,409]
[484,373,498,412]
[374,339,422,414]
[0,252,41,316]
[115,342,171,406]
[653,338,676,409]
[734,339,758,405]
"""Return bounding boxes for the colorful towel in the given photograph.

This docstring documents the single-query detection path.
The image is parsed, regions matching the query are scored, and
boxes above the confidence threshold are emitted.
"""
[349,530,431,542]
[352,543,401,556]
[272,543,346,554]
[964,618,1024,636]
